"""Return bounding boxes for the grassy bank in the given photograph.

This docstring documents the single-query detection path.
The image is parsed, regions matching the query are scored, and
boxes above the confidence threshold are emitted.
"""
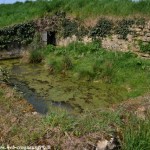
[0,83,150,149]
[29,41,150,100]
[0,83,45,145]
[1,0,150,28]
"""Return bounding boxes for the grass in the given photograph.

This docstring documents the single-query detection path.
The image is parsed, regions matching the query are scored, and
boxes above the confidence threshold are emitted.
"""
[122,115,150,150]
[0,83,46,145]
[0,89,3,97]
[0,83,150,149]
[44,109,77,132]
[43,108,122,135]
[1,0,150,145]
[43,107,150,149]
[139,41,150,53]
[29,49,43,63]
[1,0,150,28]
[33,41,150,100]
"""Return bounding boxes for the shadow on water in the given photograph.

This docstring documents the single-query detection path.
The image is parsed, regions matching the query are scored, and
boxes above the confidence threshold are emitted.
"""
[8,78,74,114]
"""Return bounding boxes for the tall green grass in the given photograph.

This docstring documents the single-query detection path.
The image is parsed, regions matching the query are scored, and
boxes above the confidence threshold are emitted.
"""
[1,0,150,28]
[122,115,150,150]
[35,41,150,99]
[43,108,150,149]
[29,49,43,63]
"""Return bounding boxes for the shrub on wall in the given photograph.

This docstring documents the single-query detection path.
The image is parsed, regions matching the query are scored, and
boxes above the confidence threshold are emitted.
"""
[135,18,145,26]
[139,41,150,53]
[90,18,113,39]
[115,19,134,40]
[0,22,35,50]
[62,18,89,40]
[62,19,78,38]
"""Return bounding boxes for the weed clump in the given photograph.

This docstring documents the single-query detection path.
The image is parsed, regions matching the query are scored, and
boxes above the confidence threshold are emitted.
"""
[115,19,134,40]
[91,18,113,39]
[28,32,44,63]
[139,41,150,53]
[122,115,150,150]
[29,50,43,63]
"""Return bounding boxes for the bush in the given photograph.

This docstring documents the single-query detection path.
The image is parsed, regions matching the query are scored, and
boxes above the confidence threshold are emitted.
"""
[0,22,35,50]
[29,50,43,63]
[46,56,63,73]
[139,41,150,53]
[115,19,134,40]
[62,55,73,70]
[62,18,78,38]
[0,67,9,82]
[90,18,113,39]
[43,44,56,55]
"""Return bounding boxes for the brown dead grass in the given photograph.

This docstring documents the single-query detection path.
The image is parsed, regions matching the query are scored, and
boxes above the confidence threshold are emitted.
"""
[82,15,150,29]
[32,129,107,150]
[20,50,30,63]
[0,83,45,146]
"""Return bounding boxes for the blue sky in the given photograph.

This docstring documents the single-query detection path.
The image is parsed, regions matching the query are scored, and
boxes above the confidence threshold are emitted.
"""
[0,0,140,4]
[0,0,26,4]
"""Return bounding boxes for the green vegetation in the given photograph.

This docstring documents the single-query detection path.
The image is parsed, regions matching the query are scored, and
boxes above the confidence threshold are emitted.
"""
[1,83,150,148]
[0,22,35,50]
[0,89,3,97]
[122,116,150,150]
[1,0,150,148]
[115,19,135,40]
[0,67,9,82]
[91,18,113,39]
[44,108,122,135]
[43,108,150,149]
[139,41,150,53]
[1,0,150,28]
[29,49,43,63]
[1,52,150,148]
[0,17,147,51]
[30,41,150,99]
[0,84,46,145]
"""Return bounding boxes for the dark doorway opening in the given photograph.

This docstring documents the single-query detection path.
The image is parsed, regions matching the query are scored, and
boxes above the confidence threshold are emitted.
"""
[47,31,56,46]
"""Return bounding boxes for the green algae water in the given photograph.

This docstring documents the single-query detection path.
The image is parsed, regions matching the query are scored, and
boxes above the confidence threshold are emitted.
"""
[0,59,126,113]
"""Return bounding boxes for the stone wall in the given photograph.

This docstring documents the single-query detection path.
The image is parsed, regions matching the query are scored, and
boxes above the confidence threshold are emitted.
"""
[1,16,150,58]
[102,20,150,53]
[57,19,150,52]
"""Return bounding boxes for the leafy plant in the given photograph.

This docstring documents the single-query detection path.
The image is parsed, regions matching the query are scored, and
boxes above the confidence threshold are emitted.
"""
[0,67,10,82]
[135,18,145,26]
[115,19,134,40]
[0,22,35,50]
[90,18,113,39]
[139,41,150,53]
[29,49,43,63]
[62,18,78,38]
[43,44,56,55]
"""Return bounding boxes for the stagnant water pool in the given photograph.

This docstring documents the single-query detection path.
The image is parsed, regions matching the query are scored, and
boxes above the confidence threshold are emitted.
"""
[0,59,125,114]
